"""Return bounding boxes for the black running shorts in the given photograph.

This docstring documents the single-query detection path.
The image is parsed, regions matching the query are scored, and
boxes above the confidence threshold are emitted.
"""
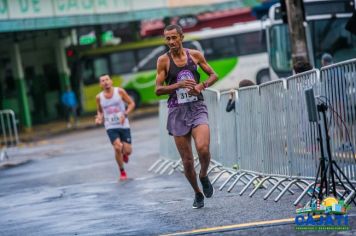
[106,128,132,144]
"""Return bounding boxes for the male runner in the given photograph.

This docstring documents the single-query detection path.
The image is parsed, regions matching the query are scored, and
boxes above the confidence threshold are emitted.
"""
[155,24,218,208]
[95,74,135,180]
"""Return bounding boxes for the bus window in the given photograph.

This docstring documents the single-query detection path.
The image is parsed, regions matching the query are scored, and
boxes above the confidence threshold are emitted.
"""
[81,60,94,85]
[211,36,237,59]
[312,18,356,67]
[81,57,109,85]
[199,36,237,60]
[110,51,136,74]
[94,58,109,77]
[236,31,266,56]
[136,46,165,72]
[199,39,214,60]
[183,41,204,53]
[269,24,292,73]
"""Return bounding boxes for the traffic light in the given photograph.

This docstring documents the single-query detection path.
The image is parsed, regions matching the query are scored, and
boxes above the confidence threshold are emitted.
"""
[66,48,75,58]
[66,46,79,63]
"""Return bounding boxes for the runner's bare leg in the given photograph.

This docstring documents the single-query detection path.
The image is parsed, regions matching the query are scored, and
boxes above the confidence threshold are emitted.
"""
[174,134,201,193]
[192,124,211,178]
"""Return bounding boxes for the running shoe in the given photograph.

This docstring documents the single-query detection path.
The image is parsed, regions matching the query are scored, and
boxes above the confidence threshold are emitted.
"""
[192,192,204,209]
[123,154,129,163]
[200,175,214,198]
[120,170,128,181]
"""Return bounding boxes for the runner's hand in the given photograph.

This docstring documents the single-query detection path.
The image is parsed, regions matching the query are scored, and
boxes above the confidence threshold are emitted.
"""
[188,83,204,96]
[179,79,196,90]
[120,114,125,125]
[229,89,235,99]
[95,114,103,125]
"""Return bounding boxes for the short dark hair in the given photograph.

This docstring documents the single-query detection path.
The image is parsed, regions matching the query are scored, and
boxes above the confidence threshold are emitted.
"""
[99,74,110,80]
[164,24,183,36]
[293,60,313,74]
[239,79,255,88]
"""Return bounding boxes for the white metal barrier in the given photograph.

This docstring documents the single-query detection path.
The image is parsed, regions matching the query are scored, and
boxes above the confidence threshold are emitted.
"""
[154,58,356,204]
[236,86,263,173]
[285,69,320,178]
[320,58,356,181]
[148,100,182,174]
[259,80,289,176]
[218,91,238,167]
[201,88,220,161]
[0,109,19,161]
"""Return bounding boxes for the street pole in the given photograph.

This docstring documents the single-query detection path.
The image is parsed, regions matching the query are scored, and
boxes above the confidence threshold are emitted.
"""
[285,0,310,66]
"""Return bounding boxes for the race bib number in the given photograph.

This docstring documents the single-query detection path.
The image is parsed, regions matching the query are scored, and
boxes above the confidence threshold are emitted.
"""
[176,88,198,104]
[107,112,123,125]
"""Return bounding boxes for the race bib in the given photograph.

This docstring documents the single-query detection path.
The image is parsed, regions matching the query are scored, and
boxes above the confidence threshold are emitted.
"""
[176,69,198,104]
[107,112,123,125]
[176,88,198,104]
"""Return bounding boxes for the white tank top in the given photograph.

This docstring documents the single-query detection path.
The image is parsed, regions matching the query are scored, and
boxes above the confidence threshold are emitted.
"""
[100,87,130,130]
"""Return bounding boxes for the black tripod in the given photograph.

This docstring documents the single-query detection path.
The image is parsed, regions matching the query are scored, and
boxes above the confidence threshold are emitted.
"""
[310,102,356,204]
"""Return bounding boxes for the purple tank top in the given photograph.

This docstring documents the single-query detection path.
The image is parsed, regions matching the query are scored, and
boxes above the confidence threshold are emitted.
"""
[165,49,203,108]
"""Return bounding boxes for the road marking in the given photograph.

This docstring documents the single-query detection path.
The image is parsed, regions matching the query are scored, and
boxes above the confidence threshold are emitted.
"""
[161,217,296,236]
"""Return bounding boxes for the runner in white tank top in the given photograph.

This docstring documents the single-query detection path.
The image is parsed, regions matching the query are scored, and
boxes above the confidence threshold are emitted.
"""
[95,75,135,181]
[100,87,130,130]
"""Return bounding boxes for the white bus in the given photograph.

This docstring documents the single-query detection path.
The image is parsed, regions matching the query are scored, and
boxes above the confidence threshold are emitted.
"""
[76,20,269,111]
[185,20,270,90]
[265,0,356,79]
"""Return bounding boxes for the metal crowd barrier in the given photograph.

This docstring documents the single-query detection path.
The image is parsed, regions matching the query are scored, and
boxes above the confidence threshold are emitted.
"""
[153,58,356,205]
[148,100,182,175]
[285,69,320,178]
[0,109,19,161]
[271,70,321,204]
[199,89,225,176]
[231,81,296,199]
[220,86,263,193]
[210,91,240,186]
[320,59,356,181]
[218,91,238,167]
[201,89,220,162]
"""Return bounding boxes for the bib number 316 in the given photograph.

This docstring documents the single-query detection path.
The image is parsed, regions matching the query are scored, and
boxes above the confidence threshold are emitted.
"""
[176,88,198,104]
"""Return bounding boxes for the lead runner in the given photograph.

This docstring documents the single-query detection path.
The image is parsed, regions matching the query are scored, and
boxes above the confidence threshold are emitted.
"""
[155,24,218,209]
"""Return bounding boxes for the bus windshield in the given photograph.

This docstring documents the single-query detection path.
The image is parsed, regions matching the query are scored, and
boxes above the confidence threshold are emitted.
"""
[269,18,356,75]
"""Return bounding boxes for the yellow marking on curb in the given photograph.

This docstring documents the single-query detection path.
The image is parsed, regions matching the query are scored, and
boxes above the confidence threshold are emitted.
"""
[161,217,297,236]
[162,215,326,236]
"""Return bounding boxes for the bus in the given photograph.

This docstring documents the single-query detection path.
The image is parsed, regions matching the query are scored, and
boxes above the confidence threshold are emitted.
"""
[265,0,356,79]
[74,21,270,112]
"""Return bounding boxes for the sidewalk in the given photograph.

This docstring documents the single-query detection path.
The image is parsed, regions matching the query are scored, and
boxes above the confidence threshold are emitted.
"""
[18,105,159,142]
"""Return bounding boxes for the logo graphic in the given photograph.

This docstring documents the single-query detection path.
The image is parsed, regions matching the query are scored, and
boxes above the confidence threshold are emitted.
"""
[177,70,194,82]
[295,197,350,231]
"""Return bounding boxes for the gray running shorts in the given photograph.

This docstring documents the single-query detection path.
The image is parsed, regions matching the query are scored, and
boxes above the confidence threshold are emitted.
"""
[167,100,209,136]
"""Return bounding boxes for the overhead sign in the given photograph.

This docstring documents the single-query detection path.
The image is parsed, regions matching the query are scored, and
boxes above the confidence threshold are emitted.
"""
[0,0,167,20]
[0,0,255,32]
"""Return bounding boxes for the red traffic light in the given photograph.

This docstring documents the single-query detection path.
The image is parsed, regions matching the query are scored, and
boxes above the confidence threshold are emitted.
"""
[66,49,74,57]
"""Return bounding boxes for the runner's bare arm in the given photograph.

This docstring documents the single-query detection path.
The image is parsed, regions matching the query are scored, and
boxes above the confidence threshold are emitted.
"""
[196,50,218,88]
[189,50,218,95]
[95,95,103,125]
[155,55,196,96]
[119,88,135,116]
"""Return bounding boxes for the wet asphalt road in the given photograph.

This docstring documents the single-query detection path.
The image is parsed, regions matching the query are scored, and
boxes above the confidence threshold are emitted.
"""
[1,115,356,236]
